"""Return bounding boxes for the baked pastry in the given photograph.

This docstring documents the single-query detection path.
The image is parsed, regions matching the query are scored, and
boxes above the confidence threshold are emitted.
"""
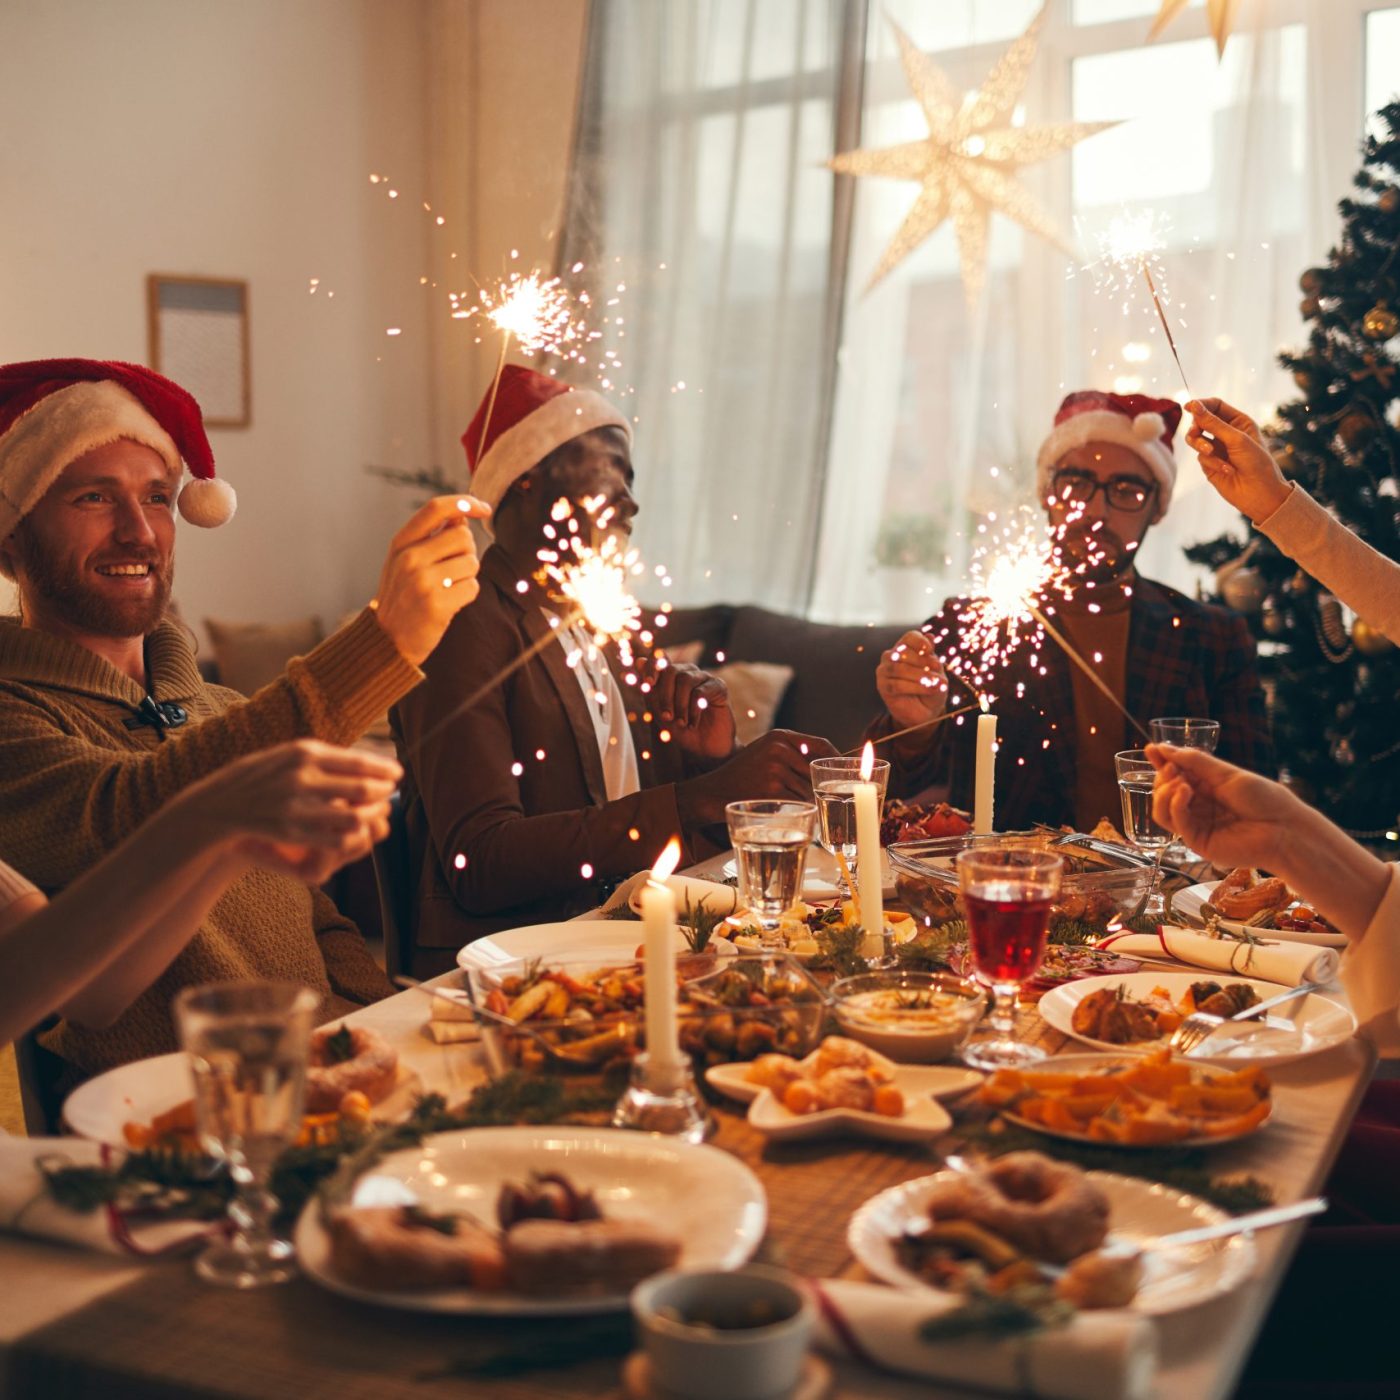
[326,1206,507,1291]
[305,1023,399,1113]
[503,1217,680,1294]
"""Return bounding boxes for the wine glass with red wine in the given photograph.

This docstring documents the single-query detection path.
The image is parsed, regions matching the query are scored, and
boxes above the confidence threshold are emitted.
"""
[955,848,1064,1071]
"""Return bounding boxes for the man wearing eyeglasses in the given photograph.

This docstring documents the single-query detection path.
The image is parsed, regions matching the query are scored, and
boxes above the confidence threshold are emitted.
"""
[870,390,1272,832]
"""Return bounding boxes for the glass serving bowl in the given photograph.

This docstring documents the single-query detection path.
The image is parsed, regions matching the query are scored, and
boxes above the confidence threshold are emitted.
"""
[887,832,1156,944]
[463,953,827,1078]
[827,970,987,1063]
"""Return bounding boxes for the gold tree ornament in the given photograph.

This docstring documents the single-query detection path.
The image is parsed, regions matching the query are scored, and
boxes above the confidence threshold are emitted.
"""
[827,6,1119,304]
[1362,303,1399,341]
[1149,0,1244,59]
[1352,619,1396,656]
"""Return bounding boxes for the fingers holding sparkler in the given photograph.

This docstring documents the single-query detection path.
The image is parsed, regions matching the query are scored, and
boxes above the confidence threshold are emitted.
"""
[370,496,491,666]
[876,630,949,732]
[1183,398,1291,524]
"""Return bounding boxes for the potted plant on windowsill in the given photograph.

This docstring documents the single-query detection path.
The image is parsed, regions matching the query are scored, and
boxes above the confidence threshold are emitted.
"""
[873,514,945,622]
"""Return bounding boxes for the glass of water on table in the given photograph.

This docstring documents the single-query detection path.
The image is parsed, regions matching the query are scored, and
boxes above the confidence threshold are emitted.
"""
[809,756,890,897]
[175,979,318,1288]
[725,800,817,940]
[1115,749,1173,921]
[1149,717,1219,862]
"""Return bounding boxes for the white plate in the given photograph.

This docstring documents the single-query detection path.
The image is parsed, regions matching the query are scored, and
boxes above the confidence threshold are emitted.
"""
[1174,883,1346,949]
[994,1053,1271,1150]
[294,1126,766,1314]
[63,1050,423,1147]
[848,1168,1256,1316]
[721,845,896,901]
[1037,972,1356,1067]
[458,921,665,974]
[705,1059,983,1106]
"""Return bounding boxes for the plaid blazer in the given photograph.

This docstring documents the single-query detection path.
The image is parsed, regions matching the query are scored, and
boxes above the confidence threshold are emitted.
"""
[870,577,1274,831]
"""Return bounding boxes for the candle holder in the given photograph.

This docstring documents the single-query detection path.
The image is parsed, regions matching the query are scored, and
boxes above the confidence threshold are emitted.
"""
[612,1052,711,1143]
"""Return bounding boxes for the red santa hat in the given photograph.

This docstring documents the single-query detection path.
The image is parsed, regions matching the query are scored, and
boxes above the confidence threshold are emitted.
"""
[0,358,235,539]
[1036,390,1182,523]
[463,364,630,515]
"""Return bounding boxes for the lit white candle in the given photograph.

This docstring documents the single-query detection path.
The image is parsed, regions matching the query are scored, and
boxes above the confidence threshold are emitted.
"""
[642,838,684,1089]
[974,704,997,834]
[854,743,885,960]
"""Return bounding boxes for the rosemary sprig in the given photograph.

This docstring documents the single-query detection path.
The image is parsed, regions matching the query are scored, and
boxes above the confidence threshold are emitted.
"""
[678,893,728,954]
[918,1283,1074,1343]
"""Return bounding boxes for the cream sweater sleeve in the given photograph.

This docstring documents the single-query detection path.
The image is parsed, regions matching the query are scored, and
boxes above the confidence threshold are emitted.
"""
[1258,485,1400,644]
[1339,863,1400,1056]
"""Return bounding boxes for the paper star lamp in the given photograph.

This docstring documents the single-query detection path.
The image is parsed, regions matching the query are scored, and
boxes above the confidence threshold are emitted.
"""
[1149,0,1243,59]
[827,6,1119,305]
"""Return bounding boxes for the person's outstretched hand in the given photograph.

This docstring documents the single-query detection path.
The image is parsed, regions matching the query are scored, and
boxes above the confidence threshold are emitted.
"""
[185,739,401,884]
[1184,398,1291,525]
[876,630,948,732]
[372,495,491,666]
[1147,742,1300,873]
[676,729,838,828]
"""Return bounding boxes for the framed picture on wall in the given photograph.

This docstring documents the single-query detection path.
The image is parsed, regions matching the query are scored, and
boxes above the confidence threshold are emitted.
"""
[146,275,250,427]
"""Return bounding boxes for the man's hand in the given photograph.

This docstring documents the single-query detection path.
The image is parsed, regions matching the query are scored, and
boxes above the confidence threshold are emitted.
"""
[1147,743,1297,874]
[646,659,735,761]
[371,495,491,666]
[1184,398,1291,525]
[676,729,838,828]
[876,630,948,731]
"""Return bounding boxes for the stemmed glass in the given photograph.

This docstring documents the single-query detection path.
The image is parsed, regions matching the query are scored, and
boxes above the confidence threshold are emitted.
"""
[1115,749,1173,921]
[175,980,318,1288]
[956,848,1063,1070]
[725,800,816,941]
[809,756,890,897]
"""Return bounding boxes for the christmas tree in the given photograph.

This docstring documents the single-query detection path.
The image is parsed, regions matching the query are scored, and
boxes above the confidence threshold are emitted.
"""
[1187,98,1400,843]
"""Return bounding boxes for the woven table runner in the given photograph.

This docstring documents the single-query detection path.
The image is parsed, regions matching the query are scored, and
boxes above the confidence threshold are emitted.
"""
[6,1095,977,1400]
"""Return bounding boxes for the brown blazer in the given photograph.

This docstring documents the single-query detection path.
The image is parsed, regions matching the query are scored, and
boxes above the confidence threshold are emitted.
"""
[391,545,709,960]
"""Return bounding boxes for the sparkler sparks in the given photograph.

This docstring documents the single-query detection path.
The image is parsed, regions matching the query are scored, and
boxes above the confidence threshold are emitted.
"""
[452,269,595,360]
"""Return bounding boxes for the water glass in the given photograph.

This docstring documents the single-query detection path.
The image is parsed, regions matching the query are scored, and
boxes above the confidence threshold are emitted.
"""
[809,756,890,896]
[725,800,816,933]
[956,848,1063,1070]
[175,980,318,1288]
[1115,749,1172,920]
[1149,717,1221,752]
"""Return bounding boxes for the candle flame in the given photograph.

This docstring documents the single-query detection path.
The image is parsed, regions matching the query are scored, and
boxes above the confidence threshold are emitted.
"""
[859,741,875,783]
[650,836,682,882]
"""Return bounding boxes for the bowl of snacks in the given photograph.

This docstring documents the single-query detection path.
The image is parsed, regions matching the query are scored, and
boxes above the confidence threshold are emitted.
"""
[827,970,986,1063]
[464,954,827,1078]
[887,832,1155,945]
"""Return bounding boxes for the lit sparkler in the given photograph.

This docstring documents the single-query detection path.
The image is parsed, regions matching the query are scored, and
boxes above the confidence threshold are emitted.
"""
[1084,210,1191,394]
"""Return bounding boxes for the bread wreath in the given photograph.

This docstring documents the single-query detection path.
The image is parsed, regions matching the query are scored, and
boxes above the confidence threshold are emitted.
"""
[305,1023,399,1114]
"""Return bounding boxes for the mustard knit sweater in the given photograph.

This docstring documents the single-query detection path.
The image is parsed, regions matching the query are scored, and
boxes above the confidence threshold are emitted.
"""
[0,609,421,1078]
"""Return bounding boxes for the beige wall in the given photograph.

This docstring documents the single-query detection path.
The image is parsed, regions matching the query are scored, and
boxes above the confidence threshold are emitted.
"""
[0,0,586,645]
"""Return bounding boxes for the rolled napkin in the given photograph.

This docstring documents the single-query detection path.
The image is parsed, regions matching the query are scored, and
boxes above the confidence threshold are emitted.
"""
[1098,925,1339,986]
[811,1279,1156,1400]
[623,873,739,920]
[0,1136,219,1256]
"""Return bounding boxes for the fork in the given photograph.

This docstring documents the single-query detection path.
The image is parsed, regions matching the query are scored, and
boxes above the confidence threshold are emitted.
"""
[1169,981,1328,1055]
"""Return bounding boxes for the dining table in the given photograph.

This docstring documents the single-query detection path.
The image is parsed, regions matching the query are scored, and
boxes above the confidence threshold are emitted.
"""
[0,847,1378,1400]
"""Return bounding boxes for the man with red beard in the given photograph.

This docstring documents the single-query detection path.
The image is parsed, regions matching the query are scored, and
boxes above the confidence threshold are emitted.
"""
[869,391,1272,832]
[0,359,485,1082]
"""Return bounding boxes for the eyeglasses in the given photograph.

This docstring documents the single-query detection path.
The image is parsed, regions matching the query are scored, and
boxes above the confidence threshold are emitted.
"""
[1050,469,1157,514]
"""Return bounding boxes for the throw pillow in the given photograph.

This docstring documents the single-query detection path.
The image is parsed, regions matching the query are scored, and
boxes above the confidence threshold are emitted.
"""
[205,616,323,696]
[714,661,794,745]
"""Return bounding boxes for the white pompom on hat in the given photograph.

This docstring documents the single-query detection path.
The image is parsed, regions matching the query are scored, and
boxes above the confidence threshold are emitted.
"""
[0,358,235,540]
[1036,389,1183,523]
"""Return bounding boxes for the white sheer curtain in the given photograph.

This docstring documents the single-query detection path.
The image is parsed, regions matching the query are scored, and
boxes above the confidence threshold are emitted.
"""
[812,0,1400,621]
[559,0,860,615]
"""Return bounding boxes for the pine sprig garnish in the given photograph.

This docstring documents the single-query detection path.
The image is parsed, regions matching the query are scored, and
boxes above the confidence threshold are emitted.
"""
[918,1284,1074,1343]
[678,892,728,954]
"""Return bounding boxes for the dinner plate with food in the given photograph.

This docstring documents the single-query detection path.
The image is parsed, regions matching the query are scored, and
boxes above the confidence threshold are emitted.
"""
[704,1036,980,1144]
[1038,971,1355,1066]
[1173,870,1346,949]
[294,1125,766,1315]
[457,921,686,974]
[978,1051,1272,1148]
[847,1151,1255,1316]
[64,1023,420,1150]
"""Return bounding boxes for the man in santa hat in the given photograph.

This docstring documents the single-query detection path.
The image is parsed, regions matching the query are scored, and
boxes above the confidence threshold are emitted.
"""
[0,358,487,1082]
[869,390,1273,832]
[391,365,837,974]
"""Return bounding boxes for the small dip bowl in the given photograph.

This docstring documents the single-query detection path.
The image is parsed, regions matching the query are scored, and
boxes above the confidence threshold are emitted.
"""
[631,1266,814,1400]
[828,970,987,1063]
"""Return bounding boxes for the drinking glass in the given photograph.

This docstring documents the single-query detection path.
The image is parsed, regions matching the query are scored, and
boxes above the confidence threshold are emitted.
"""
[956,848,1063,1070]
[175,980,318,1288]
[809,756,890,896]
[725,800,816,935]
[1115,749,1173,921]
[1148,717,1221,752]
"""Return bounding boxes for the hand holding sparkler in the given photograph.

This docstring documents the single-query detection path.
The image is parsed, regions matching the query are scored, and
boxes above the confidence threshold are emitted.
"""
[370,495,490,666]
[643,657,735,760]
[876,631,949,733]
[1184,397,1291,524]
[675,729,838,828]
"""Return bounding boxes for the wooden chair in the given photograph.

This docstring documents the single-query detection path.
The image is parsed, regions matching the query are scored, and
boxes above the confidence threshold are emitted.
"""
[14,1019,64,1135]
[371,799,414,982]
